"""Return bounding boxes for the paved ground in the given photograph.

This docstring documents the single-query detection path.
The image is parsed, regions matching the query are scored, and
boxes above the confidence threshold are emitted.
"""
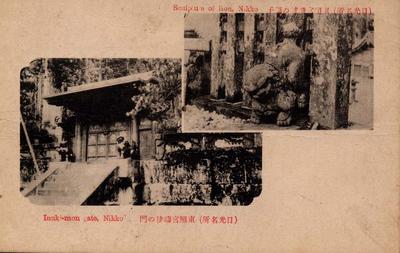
[184,67,373,131]
[184,76,373,131]
[183,105,300,131]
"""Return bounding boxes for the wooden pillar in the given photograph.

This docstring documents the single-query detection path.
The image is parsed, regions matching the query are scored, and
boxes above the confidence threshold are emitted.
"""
[80,122,87,162]
[242,14,255,107]
[210,17,222,98]
[74,118,82,161]
[131,116,139,148]
[243,14,255,72]
[263,14,277,54]
[309,14,353,129]
[223,14,237,101]
[130,116,141,182]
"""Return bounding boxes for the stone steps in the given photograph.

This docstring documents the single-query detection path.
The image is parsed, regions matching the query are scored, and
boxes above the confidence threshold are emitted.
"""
[35,170,78,198]
[28,161,118,205]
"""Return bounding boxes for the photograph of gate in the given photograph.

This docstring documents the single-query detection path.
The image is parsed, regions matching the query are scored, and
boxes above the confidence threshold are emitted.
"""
[20,58,262,205]
[183,13,374,130]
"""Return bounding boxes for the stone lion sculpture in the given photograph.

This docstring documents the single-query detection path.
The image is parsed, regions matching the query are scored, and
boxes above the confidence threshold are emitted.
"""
[243,22,308,126]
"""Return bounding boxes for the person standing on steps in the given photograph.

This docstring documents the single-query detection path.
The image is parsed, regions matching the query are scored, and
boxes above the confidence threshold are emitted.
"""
[115,136,134,205]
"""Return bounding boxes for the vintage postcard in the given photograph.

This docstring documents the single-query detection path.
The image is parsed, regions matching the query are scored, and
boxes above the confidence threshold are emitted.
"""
[0,0,399,252]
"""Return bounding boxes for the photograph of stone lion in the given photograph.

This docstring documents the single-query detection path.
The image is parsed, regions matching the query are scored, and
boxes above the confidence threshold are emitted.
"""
[183,13,373,130]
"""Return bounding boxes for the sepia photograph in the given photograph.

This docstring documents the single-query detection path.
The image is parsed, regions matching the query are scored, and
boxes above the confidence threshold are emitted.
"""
[0,0,398,252]
[19,58,262,206]
[183,13,374,130]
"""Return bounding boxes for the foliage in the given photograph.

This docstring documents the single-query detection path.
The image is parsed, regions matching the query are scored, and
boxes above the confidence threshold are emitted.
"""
[353,14,374,39]
[20,59,56,144]
[48,59,85,90]
[127,59,182,132]
[20,153,50,183]
[20,59,55,183]
[101,58,129,79]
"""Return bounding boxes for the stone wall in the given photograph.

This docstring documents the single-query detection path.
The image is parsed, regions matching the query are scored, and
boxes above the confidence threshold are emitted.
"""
[140,147,262,205]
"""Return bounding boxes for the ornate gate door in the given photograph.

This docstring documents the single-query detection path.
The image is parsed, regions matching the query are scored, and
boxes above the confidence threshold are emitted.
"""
[86,121,130,161]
